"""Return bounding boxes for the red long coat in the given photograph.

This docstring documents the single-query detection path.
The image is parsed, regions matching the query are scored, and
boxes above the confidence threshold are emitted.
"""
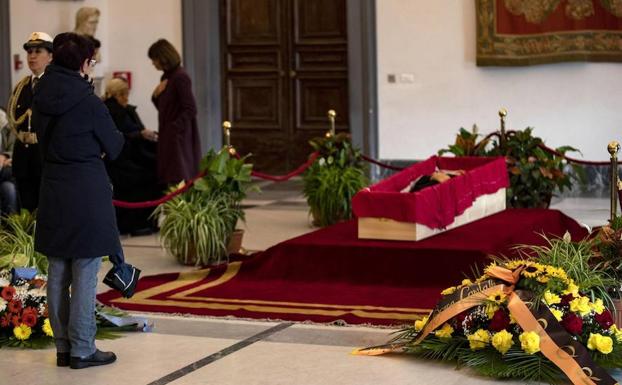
[152,66,201,184]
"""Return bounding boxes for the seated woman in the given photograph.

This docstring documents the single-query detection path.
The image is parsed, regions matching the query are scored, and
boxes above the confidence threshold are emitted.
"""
[103,78,160,235]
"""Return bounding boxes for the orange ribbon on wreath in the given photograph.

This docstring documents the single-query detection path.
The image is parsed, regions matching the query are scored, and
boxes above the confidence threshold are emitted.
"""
[354,265,619,385]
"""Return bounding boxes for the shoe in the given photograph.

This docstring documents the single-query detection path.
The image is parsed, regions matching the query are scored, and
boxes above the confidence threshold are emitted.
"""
[57,352,70,367]
[70,349,116,369]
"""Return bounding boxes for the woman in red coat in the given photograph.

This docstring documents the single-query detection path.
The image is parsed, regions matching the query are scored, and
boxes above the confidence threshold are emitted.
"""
[148,39,201,184]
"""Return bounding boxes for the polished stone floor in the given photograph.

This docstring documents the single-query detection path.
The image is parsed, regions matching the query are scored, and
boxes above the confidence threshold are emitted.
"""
[0,179,618,385]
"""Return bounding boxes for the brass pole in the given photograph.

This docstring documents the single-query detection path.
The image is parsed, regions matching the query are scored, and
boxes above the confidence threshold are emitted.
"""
[222,121,231,147]
[608,141,620,222]
[498,108,507,152]
[222,121,237,155]
[327,109,336,137]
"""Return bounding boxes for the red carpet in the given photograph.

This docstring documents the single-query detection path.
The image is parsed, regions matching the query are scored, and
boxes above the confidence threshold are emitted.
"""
[98,209,587,326]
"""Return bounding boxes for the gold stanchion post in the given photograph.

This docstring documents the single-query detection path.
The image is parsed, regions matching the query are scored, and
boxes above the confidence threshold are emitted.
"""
[223,121,236,156]
[498,108,507,153]
[608,141,620,222]
[327,109,336,138]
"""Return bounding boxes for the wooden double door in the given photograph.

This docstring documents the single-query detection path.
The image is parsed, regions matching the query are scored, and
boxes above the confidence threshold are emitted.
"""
[221,0,349,173]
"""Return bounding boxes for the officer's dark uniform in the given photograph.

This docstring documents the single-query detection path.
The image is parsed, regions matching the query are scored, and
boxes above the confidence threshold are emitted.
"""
[10,78,42,211]
[7,32,52,211]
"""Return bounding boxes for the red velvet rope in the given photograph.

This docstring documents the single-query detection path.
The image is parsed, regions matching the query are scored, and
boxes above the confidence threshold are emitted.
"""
[360,154,404,171]
[112,170,207,209]
[250,152,320,181]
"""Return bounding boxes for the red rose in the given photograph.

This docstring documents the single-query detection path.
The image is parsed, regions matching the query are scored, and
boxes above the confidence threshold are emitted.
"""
[1,286,15,301]
[8,299,22,314]
[489,309,510,332]
[560,294,575,305]
[21,307,38,327]
[595,310,614,329]
[11,315,21,328]
[561,313,583,334]
[0,313,11,328]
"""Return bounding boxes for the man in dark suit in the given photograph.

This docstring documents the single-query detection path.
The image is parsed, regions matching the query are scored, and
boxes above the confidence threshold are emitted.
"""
[6,32,53,211]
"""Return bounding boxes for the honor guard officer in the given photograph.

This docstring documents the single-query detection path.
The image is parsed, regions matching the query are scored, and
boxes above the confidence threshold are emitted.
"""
[6,32,53,211]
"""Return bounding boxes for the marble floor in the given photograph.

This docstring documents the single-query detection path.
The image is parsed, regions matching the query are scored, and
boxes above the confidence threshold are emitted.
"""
[0,179,618,385]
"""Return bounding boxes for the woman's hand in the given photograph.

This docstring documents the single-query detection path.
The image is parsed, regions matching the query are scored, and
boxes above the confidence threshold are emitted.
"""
[153,80,168,98]
[141,129,158,142]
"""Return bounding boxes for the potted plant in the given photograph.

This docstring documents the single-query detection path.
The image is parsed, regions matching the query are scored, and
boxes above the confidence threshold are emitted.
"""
[439,126,585,208]
[0,210,47,274]
[302,133,369,227]
[155,148,254,266]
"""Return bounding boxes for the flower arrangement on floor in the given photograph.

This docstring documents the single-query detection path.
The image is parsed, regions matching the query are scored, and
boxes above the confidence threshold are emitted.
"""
[355,235,622,385]
[0,210,141,349]
[0,269,52,348]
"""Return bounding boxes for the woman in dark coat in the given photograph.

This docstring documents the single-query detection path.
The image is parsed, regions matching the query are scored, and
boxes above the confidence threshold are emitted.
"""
[148,38,201,185]
[103,78,160,234]
[32,33,123,369]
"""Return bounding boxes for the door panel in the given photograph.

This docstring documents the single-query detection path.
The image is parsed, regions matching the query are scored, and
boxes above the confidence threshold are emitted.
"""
[222,0,348,173]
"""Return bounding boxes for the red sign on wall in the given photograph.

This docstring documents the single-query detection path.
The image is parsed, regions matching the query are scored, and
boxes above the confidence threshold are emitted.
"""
[112,71,132,89]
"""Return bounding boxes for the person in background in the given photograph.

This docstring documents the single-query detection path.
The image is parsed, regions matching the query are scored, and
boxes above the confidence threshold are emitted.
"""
[32,32,123,369]
[103,77,160,235]
[0,108,17,217]
[148,39,201,185]
[6,32,53,212]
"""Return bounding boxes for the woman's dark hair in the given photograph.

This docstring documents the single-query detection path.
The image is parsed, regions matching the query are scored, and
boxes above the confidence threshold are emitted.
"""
[148,39,181,71]
[52,32,94,71]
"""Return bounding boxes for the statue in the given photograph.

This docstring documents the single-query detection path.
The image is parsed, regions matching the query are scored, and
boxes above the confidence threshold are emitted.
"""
[74,7,100,37]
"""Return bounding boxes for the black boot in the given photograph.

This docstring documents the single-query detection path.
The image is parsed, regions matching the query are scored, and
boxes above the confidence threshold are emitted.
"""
[70,349,117,369]
[57,352,70,367]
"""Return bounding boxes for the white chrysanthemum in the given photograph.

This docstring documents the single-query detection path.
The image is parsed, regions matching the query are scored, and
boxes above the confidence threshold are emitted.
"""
[0,277,9,287]
[0,298,7,312]
[28,288,46,298]
[38,303,46,316]
[13,286,29,301]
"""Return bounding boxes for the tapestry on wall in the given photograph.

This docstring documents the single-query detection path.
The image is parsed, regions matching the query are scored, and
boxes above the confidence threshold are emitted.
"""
[476,0,622,66]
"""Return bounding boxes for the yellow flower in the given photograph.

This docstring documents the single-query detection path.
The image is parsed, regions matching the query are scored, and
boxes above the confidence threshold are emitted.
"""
[609,325,622,343]
[503,260,526,270]
[461,278,473,286]
[587,333,613,354]
[13,324,32,341]
[519,331,540,354]
[536,275,550,283]
[414,316,429,332]
[441,286,456,296]
[550,308,563,321]
[545,266,568,281]
[43,318,54,337]
[435,323,454,339]
[563,282,579,296]
[543,291,561,305]
[569,296,591,316]
[590,299,605,315]
[486,303,499,319]
[491,330,514,355]
[522,262,545,278]
[487,292,507,304]
[468,329,490,350]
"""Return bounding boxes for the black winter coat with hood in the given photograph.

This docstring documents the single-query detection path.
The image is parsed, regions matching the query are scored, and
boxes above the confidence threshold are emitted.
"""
[32,64,124,259]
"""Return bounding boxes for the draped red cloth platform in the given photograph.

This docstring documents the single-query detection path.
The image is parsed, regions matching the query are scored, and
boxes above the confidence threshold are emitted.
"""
[98,209,587,326]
